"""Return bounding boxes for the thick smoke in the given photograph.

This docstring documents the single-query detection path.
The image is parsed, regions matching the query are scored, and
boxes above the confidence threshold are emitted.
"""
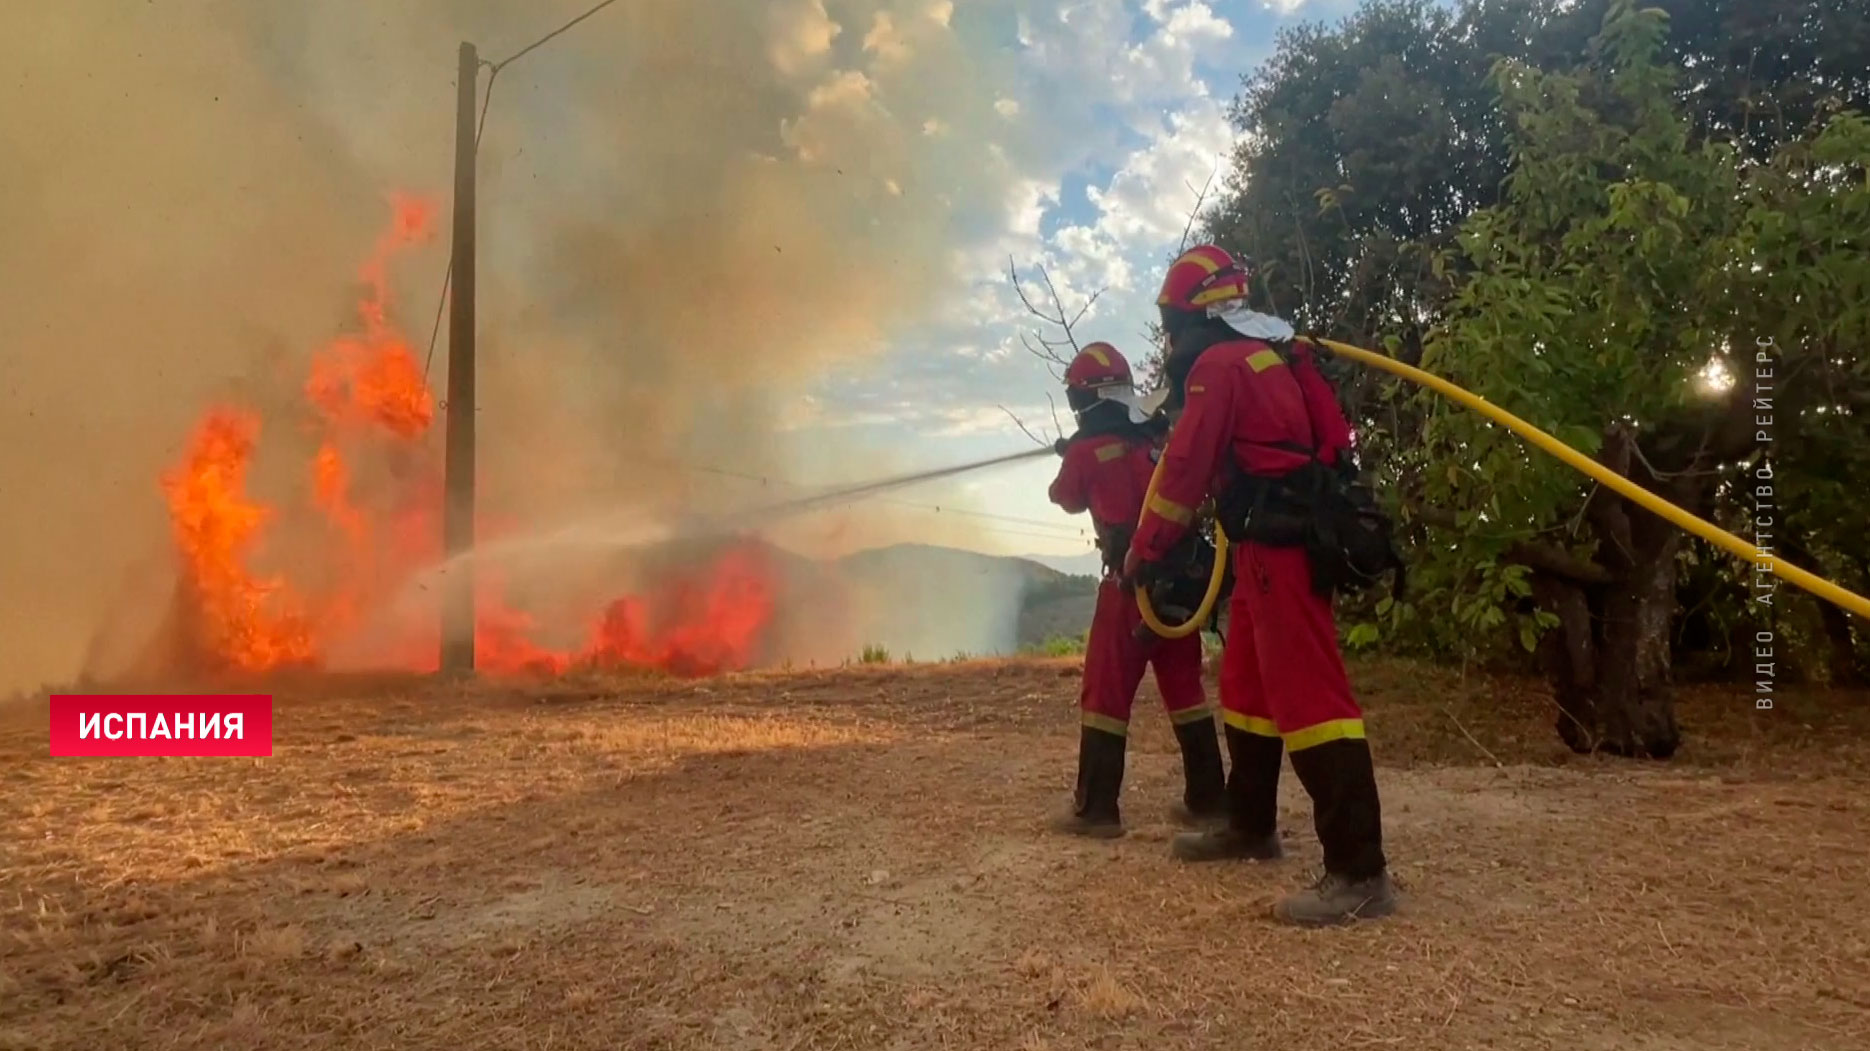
[0,0,1043,690]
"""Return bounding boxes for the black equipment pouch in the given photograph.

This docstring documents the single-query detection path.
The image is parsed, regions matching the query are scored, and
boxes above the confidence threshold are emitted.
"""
[1139,523,1231,636]
[1161,528,1216,609]
[1096,523,1133,578]
[1215,457,1406,603]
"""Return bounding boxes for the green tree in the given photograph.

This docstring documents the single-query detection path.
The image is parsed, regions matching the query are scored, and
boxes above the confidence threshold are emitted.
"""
[1402,0,1870,755]
[1196,0,1870,746]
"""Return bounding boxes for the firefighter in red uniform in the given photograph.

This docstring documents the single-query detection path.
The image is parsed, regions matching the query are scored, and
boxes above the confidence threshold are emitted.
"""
[1123,245,1399,925]
[1048,341,1227,838]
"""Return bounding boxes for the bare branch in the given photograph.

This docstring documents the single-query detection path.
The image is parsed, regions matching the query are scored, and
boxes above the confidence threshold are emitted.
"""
[1047,391,1066,437]
[1010,255,1108,400]
[1019,330,1070,372]
[1065,287,1107,330]
[1179,158,1220,253]
[999,404,1052,448]
[1441,704,1504,767]
[1036,266,1082,353]
[1009,256,1066,327]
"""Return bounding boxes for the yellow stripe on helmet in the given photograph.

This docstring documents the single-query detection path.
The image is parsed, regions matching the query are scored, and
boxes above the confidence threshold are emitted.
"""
[1174,249,1224,274]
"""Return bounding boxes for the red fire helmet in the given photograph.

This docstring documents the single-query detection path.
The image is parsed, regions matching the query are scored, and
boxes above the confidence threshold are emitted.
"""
[1064,342,1132,391]
[1156,243,1251,312]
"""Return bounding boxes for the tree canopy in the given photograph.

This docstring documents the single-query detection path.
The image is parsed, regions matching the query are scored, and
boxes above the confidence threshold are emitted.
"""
[1201,0,1870,752]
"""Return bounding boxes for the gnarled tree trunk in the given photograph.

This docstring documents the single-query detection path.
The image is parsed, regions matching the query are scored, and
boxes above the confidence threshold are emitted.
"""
[1528,425,1697,759]
[1532,562,1682,758]
[1586,510,1684,756]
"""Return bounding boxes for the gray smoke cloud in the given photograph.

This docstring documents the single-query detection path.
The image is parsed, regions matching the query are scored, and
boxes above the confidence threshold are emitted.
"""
[0,0,1048,691]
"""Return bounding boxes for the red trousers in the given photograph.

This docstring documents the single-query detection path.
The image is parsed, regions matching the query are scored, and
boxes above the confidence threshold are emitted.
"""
[1219,542,1365,751]
[1080,577,1210,735]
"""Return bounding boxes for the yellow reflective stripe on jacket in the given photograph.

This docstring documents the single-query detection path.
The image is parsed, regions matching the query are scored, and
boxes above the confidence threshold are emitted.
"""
[1246,348,1284,373]
[1146,492,1193,525]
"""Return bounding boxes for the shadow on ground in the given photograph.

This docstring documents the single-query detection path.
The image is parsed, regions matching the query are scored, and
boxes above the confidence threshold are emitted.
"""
[3,659,1867,1050]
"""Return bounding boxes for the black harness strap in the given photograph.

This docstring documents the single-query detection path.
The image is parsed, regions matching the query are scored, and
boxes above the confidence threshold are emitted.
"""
[1207,346,1406,602]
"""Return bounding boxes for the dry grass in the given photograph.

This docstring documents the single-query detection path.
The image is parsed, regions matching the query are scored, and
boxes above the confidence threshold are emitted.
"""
[3,657,1869,1050]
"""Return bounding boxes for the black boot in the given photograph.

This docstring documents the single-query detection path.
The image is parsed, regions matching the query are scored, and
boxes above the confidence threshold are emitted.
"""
[1281,737,1397,925]
[1053,725,1126,838]
[1170,724,1284,861]
[1166,714,1228,826]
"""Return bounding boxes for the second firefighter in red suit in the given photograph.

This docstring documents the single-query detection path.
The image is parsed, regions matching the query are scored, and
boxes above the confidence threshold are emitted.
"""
[1047,341,1227,838]
[1123,244,1399,925]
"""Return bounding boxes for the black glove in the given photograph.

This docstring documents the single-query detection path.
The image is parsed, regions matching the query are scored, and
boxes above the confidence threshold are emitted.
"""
[1053,436,1070,456]
[1121,555,1170,592]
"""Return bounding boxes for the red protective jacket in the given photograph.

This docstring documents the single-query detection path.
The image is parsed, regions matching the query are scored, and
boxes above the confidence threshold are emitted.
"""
[1130,336,1351,564]
[1048,432,1160,568]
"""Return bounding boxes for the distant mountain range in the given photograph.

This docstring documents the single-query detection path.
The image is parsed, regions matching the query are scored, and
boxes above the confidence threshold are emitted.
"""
[1015,550,1106,579]
[827,543,1099,651]
[634,537,1101,658]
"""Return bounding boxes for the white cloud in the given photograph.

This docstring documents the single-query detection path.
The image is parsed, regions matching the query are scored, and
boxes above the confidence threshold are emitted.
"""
[1051,223,1133,294]
[926,405,1048,438]
[1083,95,1233,244]
[1015,0,1235,113]
[775,4,1247,533]
[1007,178,1059,241]
[768,0,842,78]
[787,0,1247,450]
[970,3,1239,304]
[1128,1,1235,101]
[863,12,913,68]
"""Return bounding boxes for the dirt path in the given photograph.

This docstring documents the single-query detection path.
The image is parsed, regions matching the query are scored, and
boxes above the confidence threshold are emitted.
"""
[4,660,1867,1050]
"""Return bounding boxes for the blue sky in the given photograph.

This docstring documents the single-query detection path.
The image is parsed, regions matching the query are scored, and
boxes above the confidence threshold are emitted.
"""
[750,0,1360,564]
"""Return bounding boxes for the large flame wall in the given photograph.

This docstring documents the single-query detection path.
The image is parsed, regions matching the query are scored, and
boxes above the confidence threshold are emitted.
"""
[151,200,778,681]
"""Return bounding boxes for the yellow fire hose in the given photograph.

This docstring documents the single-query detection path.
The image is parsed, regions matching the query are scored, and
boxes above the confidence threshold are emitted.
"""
[1134,473,1231,639]
[1136,337,1870,637]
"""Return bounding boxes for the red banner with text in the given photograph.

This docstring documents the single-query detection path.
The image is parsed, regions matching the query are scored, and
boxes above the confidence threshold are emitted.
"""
[47,694,274,757]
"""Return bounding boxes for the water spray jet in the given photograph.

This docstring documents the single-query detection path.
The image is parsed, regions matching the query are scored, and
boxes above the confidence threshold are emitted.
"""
[740,446,1057,519]
[389,445,1061,624]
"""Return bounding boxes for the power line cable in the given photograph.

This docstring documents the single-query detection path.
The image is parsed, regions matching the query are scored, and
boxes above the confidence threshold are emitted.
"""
[490,0,623,70]
[422,0,625,379]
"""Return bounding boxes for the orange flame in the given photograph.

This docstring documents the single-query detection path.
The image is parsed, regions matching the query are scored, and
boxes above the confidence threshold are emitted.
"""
[154,195,777,682]
[588,545,776,676]
[160,410,316,672]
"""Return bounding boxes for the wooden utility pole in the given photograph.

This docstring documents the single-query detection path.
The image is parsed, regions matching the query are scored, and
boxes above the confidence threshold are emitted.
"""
[440,42,478,675]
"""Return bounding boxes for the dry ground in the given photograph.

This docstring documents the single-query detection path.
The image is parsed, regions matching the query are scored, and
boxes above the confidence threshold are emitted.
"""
[3,657,1869,1050]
